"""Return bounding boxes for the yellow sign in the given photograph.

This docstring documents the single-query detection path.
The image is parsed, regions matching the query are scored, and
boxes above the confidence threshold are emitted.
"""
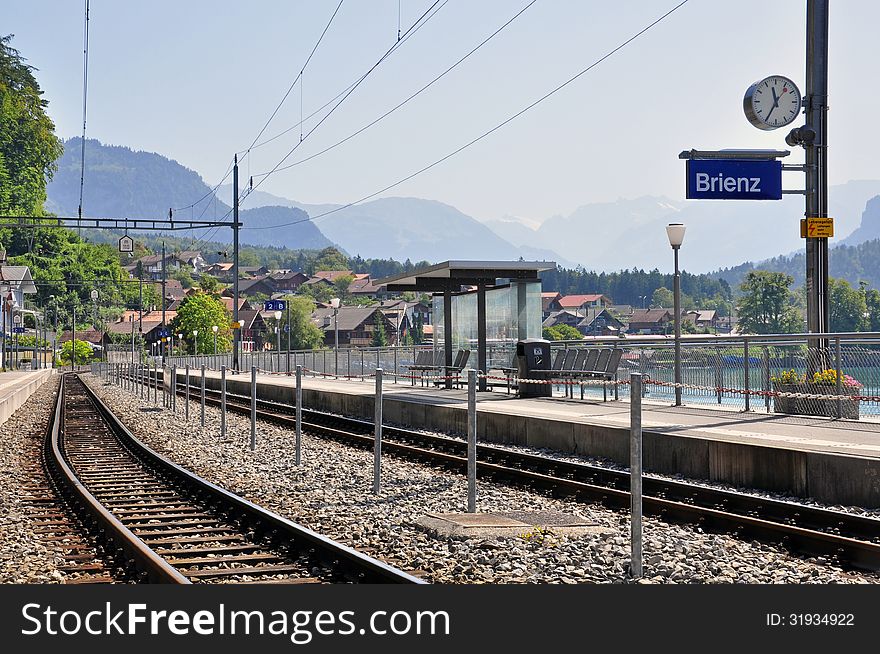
[803,217,834,238]
[231,321,242,329]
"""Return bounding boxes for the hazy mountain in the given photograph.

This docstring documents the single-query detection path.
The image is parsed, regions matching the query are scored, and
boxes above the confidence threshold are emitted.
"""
[840,194,880,246]
[219,185,575,266]
[483,181,880,273]
[47,139,333,251]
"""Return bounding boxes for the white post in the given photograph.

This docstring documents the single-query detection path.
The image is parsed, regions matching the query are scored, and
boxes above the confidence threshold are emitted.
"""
[200,364,206,427]
[250,365,257,451]
[373,368,383,494]
[295,364,302,465]
[467,368,477,513]
[220,365,227,439]
[630,372,643,579]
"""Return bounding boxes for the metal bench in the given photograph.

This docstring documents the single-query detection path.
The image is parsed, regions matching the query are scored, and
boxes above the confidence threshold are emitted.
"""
[569,347,623,401]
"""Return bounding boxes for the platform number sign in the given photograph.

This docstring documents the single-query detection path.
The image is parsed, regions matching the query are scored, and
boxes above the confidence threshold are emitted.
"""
[264,299,286,312]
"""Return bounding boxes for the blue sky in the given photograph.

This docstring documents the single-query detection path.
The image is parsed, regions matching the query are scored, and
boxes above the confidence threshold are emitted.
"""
[10,1,880,222]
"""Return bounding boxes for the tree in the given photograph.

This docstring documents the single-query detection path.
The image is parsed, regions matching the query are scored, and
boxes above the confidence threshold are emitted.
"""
[412,315,424,345]
[829,278,868,332]
[199,273,219,294]
[651,287,674,308]
[171,267,194,289]
[58,340,92,365]
[312,247,348,273]
[865,287,880,332]
[542,324,582,341]
[280,295,325,350]
[0,35,63,215]
[736,271,803,334]
[169,292,231,354]
[371,311,388,347]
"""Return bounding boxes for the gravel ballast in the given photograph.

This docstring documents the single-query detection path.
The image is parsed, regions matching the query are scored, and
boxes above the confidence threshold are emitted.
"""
[86,374,880,584]
[0,376,71,583]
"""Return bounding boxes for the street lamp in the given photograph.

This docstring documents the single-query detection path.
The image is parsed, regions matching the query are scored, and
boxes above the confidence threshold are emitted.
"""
[638,295,647,309]
[178,332,183,357]
[329,298,340,378]
[666,222,686,406]
[274,310,282,354]
[212,325,218,354]
[193,329,199,356]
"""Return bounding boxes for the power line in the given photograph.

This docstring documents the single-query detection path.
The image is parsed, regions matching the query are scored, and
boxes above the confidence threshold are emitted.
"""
[77,0,91,231]
[171,158,235,213]
[245,0,690,232]
[254,0,538,178]
[249,0,448,195]
[240,0,345,164]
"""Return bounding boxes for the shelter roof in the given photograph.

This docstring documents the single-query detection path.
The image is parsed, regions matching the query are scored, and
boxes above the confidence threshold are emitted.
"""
[377,260,554,292]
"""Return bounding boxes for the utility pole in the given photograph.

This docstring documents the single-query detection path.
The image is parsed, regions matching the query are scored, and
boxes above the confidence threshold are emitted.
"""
[804,0,829,349]
[233,155,241,373]
[161,240,166,363]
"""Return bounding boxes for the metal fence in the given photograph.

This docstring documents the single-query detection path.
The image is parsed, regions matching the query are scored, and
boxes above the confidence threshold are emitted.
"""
[157,332,880,420]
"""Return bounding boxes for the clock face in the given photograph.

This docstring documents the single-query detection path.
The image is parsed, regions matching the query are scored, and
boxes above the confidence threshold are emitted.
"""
[743,75,802,130]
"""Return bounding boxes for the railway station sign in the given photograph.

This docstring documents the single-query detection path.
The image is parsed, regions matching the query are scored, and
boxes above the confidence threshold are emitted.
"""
[800,217,834,238]
[685,159,782,200]
[264,299,286,312]
[12,327,25,334]
[118,235,134,253]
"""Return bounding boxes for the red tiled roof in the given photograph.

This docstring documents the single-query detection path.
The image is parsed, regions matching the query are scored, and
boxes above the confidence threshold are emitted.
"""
[558,294,606,307]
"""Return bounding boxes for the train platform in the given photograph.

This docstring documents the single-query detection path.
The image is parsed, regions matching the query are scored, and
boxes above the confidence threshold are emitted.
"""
[0,368,55,427]
[169,367,880,508]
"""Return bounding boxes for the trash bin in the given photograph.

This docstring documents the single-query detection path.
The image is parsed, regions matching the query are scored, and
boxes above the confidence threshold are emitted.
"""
[516,338,551,398]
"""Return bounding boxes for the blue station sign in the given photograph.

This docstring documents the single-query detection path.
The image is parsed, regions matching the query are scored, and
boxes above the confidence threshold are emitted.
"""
[264,299,287,312]
[686,159,782,200]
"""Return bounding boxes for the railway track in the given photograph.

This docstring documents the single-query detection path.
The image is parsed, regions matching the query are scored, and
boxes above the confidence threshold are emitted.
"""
[128,369,880,572]
[48,374,424,584]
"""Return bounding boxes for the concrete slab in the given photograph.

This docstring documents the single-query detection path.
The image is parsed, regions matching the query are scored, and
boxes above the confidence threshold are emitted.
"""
[416,510,607,539]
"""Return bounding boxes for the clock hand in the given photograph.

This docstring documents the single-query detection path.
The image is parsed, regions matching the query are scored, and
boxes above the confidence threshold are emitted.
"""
[771,86,779,106]
[765,104,776,121]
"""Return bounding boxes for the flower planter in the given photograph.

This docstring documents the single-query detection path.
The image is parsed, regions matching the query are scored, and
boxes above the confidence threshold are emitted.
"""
[773,382,860,419]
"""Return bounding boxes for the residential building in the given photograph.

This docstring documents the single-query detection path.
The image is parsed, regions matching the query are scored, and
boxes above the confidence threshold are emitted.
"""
[541,292,562,318]
[542,310,582,330]
[626,308,673,335]
[576,308,625,336]
[557,294,611,313]
[311,306,393,347]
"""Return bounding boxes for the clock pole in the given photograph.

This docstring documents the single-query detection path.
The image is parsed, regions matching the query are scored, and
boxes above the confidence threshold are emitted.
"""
[804,0,829,354]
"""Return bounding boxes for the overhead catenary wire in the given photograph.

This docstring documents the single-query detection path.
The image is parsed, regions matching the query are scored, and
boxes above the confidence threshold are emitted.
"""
[245,0,690,233]
[253,0,538,178]
[248,0,447,195]
[240,0,345,165]
[77,0,91,232]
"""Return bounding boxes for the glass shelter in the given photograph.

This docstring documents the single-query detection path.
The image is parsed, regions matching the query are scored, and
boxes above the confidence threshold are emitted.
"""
[378,261,553,390]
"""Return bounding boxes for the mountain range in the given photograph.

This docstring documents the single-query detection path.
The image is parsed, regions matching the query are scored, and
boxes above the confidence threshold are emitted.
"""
[45,139,880,282]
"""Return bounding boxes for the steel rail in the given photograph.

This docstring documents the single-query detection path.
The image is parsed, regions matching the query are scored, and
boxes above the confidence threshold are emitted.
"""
[61,374,424,584]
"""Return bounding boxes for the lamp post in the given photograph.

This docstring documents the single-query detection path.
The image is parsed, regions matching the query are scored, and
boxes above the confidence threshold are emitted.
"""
[330,298,340,378]
[212,325,218,355]
[178,332,183,357]
[638,295,647,309]
[274,310,282,355]
[666,223,686,406]
[193,329,199,358]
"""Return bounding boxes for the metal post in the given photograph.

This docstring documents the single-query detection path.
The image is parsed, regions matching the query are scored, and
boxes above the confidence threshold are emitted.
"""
[477,283,487,392]
[334,309,339,378]
[295,364,302,465]
[232,156,241,373]
[220,365,227,439]
[250,365,257,451]
[172,365,177,412]
[673,245,682,406]
[714,349,722,404]
[393,346,398,383]
[373,368,383,495]
[743,339,751,412]
[200,364,206,427]
[763,347,771,413]
[443,289,453,389]
[630,372,643,579]
[805,0,830,358]
[835,337,842,419]
[153,359,158,406]
[286,302,291,375]
[185,364,190,421]
[467,369,477,513]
